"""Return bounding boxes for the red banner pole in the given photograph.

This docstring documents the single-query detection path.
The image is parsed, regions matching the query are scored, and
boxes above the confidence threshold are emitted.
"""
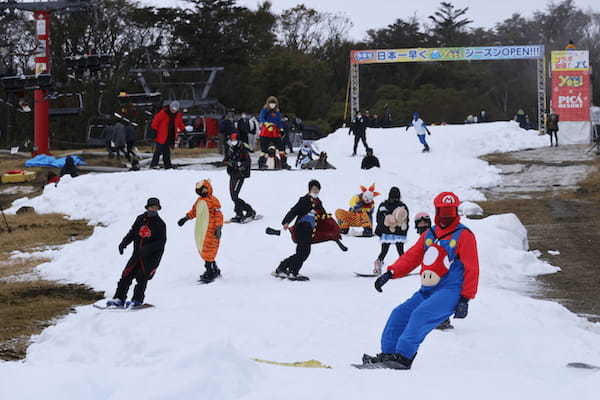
[33,10,51,155]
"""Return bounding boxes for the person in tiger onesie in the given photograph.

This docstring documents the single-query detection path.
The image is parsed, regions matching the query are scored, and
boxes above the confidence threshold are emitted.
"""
[178,180,224,283]
[335,184,380,237]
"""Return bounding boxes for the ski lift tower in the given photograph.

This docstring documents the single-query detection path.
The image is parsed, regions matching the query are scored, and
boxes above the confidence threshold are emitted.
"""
[0,0,92,154]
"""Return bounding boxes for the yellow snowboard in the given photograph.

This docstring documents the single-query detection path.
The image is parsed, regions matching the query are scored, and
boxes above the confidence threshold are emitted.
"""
[252,358,332,369]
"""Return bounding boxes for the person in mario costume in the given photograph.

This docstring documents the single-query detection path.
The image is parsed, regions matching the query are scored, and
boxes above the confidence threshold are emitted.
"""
[358,191,480,370]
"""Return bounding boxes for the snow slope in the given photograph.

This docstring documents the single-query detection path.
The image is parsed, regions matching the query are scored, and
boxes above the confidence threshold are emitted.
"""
[2,122,599,400]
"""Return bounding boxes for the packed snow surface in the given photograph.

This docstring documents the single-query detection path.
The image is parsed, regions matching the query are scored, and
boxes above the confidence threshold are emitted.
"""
[2,122,598,399]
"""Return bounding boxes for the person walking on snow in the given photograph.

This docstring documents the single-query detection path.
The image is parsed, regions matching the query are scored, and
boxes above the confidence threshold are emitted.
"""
[177,180,224,283]
[350,110,369,156]
[406,112,431,152]
[223,133,256,222]
[358,192,479,370]
[150,101,185,169]
[547,110,560,147]
[106,197,167,308]
[373,187,409,274]
[335,184,380,237]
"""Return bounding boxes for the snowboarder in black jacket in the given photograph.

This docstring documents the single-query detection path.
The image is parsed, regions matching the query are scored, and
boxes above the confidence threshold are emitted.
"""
[373,187,408,274]
[224,133,256,222]
[272,179,325,281]
[106,197,167,308]
[361,148,380,170]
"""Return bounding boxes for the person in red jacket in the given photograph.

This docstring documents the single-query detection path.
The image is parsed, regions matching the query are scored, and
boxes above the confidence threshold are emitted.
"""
[149,101,185,169]
[356,191,480,370]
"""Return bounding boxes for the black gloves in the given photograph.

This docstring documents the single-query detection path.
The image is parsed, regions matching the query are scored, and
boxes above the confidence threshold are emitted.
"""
[374,271,393,293]
[215,226,222,239]
[118,242,126,255]
[454,296,469,319]
[178,217,188,227]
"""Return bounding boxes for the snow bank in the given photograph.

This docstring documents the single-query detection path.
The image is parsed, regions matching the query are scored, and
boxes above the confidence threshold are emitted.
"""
[2,122,598,400]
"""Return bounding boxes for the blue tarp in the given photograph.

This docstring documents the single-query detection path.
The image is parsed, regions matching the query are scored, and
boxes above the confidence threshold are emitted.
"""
[24,155,86,168]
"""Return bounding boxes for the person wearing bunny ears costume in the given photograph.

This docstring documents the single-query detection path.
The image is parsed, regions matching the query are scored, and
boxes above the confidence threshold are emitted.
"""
[357,191,479,370]
[335,184,380,237]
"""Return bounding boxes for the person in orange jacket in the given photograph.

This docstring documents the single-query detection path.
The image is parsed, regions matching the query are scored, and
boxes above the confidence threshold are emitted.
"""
[150,101,185,169]
[177,179,224,283]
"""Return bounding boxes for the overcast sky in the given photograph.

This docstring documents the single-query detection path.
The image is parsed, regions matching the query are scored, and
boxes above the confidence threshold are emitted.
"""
[149,1,600,40]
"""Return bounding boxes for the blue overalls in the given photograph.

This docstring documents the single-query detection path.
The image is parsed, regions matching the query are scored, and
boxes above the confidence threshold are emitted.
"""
[381,225,467,358]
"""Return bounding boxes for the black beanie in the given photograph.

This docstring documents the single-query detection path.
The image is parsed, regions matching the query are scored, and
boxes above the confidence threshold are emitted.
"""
[308,179,321,191]
[389,187,401,200]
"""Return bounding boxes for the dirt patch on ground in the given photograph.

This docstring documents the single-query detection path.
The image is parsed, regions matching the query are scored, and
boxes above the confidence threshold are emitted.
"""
[479,144,600,322]
[0,210,103,361]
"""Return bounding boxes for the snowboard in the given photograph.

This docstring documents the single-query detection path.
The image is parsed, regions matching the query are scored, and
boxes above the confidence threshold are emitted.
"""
[253,358,331,369]
[354,272,419,278]
[567,362,600,370]
[348,231,374,238]
[351,363,408,370]
[93,303,154,311]
[354,272,379,278]
[225,214,263,224]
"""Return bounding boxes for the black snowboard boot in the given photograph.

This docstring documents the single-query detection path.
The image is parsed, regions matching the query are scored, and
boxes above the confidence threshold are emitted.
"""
[287,271,310,281]
[362,227,373,237]
[210,262,221,280]
[271,260,289,278]
[436,318,454,330]
[362,353,386,365]
[380,353,413,370]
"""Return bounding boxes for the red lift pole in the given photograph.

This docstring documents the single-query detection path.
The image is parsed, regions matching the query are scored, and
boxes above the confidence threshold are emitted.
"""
[33,10,51,155]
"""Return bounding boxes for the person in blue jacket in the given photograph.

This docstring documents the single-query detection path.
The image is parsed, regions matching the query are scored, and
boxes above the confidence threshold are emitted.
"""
[258,96,289,168]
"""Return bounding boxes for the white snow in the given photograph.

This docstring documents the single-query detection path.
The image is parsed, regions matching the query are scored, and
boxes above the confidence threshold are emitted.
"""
[2,122,598,400]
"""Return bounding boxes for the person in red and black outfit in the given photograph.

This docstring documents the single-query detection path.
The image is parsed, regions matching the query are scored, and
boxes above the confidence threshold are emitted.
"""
[106,197,167,308]
[272,180,325,281]
[358,191,479,370]
[150,101,185,169]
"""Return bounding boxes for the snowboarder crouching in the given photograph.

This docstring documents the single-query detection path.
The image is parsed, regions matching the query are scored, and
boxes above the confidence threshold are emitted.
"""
[335,184,380,237]
[358,192,479,370]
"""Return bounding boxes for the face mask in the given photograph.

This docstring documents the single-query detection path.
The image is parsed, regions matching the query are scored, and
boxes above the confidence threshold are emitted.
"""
[269,103,276,109]
[310,192,319,198]
[230,140,238,146]
[416,225,429,235]
[147,210,158,217]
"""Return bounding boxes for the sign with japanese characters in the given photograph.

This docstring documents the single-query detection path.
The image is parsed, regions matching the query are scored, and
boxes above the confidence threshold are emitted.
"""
[351,45,544,64]
[551,51,589,71]
[551,71,591,121]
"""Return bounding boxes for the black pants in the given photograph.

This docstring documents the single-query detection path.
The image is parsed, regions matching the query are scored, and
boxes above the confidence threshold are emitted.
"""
[548,129,558,146]
[229,176,253,216]
[260,136,284,153]
[282,133,294,152]
[113,261,149,303]
[280,222,312,275]
[353,133,368,154]
[125,141,136,161]
[150,143,172,168]
[377,242,404,262]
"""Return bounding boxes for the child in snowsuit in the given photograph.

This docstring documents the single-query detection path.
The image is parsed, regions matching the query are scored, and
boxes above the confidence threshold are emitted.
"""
[406,111,431,152]
[178,180,224,283]
[223,133,256,222]
[335,184,380,237]
[373,187,408,274]
[273,180,327,281]
[414,212,432,235]
[361,148,380,170]
[107,197,166,308]
[360,192,479,370]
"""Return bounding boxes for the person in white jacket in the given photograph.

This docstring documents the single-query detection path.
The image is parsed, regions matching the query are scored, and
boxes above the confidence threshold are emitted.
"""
[248,115,260,150]
[405,112,431,152]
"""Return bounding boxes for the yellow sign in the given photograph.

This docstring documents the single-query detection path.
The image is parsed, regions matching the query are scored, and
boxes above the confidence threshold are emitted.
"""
[551,51,589,71]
